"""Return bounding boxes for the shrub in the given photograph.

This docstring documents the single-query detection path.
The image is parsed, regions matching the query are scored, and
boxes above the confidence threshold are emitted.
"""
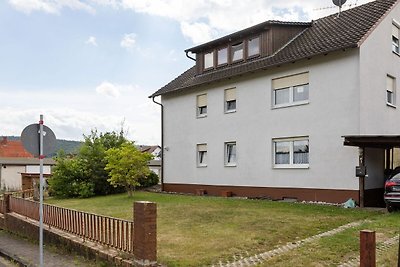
[138,172,159,188]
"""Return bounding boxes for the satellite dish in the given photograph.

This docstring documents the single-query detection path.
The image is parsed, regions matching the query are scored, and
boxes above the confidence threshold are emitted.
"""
[332,0,347,7]
[332,0,347,18]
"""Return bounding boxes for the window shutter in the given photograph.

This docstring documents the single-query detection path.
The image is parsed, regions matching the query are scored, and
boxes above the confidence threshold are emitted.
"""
[225,88,236,101]
[272,72,309,89]
[387,76,395,92]
[393,24,399,38]
[197,144,207,151]
[197,94,207,107]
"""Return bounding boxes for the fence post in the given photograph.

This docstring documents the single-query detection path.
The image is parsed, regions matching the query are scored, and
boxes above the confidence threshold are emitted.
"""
[360,230,376,267]
[3,193,11,213]
[133,201,157,266]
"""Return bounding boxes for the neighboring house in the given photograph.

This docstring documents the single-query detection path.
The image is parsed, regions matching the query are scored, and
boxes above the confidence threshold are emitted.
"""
[138,145,162,177]
[151,0,400,206]
[138,145,162,160]
[0,137,54,191]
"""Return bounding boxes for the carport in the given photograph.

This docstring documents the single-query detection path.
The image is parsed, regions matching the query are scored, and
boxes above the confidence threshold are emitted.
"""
[343,135,400,207]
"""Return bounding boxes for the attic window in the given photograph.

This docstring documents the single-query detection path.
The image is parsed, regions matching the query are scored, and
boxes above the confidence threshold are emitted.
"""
[204,51,214,69]
[231,42,244,62]
[248,36,260,57]
[218,47,228,65]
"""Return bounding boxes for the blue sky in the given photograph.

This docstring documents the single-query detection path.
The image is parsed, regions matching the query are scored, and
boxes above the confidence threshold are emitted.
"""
[0,0,372,144]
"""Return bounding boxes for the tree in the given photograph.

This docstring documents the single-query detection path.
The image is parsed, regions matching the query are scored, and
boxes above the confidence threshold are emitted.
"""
[105,142,153,196]
[48,150,94,198]
[79,129,127,195]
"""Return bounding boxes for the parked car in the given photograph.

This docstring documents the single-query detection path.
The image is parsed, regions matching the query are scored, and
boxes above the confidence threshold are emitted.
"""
[384,168,400,212]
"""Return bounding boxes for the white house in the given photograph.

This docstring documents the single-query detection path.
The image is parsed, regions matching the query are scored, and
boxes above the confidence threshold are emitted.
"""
[0,137,54,191]
[151,0,400,206]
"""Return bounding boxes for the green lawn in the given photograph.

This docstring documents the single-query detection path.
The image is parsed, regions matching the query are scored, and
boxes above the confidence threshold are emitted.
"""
[46,192,395,266]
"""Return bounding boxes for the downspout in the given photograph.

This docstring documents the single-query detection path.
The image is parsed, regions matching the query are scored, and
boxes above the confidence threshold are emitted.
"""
[185,51,196,61]
[152,96,164,191]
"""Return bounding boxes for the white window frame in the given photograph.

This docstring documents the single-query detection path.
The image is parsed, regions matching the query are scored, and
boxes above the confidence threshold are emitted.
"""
[204,51,214,70]
[273,137,309,169]
[196,94,207,118]
[387,75,396,107]
[224,88,236,113]
[231,42,244,62]
[392,21,400,55]
[217,47,228,66]
[224,142,237,167]
[248,36,260,58]
[272,73,309,109]
[197,144,207,167]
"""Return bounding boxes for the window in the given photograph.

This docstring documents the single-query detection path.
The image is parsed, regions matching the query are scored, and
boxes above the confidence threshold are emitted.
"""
[387,75,396,106]
[218,47,228,65]
[231,42,243,62]
[273,137,309,168]
[225,88,236,112]
[393,23,400,54]
[197,144,207,167]
[197,94,207,117]
[225,142,237,166]
[248,36,260,57]
[272,72,309,107]
[204,51,214,69]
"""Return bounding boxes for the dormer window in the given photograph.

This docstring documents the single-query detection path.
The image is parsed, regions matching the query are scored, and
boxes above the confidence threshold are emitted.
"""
[204,51,214,69]
[218,47,228,66]
[248,36,260,57]
[392,23,400,54]
[231,42,244,62]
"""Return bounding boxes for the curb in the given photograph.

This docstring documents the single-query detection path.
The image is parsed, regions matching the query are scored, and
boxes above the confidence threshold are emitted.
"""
[0,246,32,267]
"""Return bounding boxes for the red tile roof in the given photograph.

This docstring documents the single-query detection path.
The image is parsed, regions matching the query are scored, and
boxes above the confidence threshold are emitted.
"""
[0,137,34,158]
[151,0,398,97]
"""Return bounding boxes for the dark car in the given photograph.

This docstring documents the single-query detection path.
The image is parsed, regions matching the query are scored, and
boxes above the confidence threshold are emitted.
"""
[384,171,400,212]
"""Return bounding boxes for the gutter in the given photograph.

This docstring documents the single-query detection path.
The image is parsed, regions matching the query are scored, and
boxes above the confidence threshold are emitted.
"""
[152,96,164,191]
[185,51,196,61]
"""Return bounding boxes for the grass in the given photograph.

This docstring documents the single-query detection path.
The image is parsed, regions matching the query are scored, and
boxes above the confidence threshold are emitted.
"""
[46,192,391,266]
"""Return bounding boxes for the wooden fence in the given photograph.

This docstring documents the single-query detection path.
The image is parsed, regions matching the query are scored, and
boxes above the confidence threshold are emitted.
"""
[9,196,134,253]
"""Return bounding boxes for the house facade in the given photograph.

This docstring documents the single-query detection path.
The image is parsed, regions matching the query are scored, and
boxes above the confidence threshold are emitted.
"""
[151,0,400,206]
[0,137,54,191]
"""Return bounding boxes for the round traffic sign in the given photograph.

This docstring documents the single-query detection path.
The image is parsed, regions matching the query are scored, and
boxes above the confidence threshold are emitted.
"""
[21,124,57,157]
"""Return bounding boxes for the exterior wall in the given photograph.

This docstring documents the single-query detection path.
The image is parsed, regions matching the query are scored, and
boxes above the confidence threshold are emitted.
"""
[1,166,25,190]
[359,3,400,134]
[163,50,361,195]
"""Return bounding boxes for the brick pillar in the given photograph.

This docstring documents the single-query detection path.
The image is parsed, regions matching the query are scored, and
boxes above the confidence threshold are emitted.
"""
[133,201,157,266]
[3,193,11,213]
[360,230,376,267]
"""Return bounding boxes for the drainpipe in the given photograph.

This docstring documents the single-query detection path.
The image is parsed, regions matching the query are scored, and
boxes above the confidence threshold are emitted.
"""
[152,96,164,191]
[185,51,196,61]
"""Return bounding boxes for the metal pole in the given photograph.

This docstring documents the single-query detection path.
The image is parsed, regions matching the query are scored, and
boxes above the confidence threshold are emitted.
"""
[39,114,44,267]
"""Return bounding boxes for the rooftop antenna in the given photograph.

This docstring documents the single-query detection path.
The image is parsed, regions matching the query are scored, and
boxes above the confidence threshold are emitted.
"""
[333,0,347,18]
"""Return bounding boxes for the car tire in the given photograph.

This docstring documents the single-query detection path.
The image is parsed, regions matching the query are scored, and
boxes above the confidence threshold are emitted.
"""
[387,204,396,213]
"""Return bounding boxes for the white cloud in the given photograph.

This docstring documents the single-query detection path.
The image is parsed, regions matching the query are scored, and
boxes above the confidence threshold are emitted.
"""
[96,81,121,98]
[9,0,95,14]
[120,33,136,49]
[85,36,98,46]
[103,0,375,44]
[0,85,161,145]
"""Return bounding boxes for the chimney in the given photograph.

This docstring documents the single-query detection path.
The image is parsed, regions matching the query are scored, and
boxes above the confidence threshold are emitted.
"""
[1,137,7,145]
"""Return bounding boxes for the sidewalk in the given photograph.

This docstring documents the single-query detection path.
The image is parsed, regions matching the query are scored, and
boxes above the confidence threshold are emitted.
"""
[0,230,102,267]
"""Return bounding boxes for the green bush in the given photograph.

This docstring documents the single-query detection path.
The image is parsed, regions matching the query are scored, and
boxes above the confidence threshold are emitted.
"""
[138,172,159,188]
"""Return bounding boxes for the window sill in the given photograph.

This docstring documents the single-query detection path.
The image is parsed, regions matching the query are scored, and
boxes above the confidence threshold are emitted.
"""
[387,103,397,108]
[197,114,207,119]
[197,165,207,168]
[272,101,309,109]
[224,109,236,114]
[273,164,309,169]
[224,164,237,167]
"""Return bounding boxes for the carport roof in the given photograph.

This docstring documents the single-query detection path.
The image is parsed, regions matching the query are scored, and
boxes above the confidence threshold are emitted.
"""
[343,135,400,149]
